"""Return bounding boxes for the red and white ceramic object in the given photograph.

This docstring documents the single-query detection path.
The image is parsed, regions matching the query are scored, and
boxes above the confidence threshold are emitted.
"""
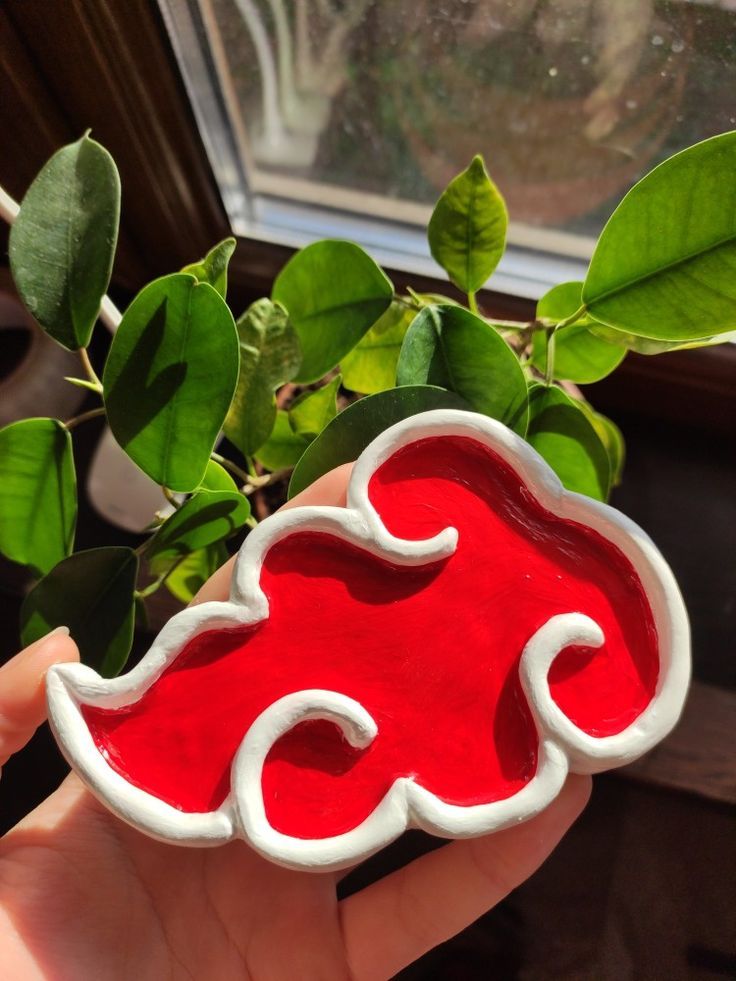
[47,410,690,871]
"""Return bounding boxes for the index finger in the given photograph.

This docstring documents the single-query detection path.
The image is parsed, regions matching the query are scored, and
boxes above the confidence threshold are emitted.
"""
[191,462,353,606]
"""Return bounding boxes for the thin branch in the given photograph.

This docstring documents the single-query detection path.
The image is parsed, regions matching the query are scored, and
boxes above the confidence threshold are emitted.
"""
[242,468,291,496]
[210,452,251,485]
[63,406,106,430]
[161,486,182,510]
[79,348,103,393]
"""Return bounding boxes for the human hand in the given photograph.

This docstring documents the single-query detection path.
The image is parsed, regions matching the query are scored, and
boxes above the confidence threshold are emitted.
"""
[0,466,590,981]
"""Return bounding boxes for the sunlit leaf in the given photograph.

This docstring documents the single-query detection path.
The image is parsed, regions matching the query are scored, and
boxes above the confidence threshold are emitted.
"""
[20,547,137,677]
[272,240,393,383]
[531,282,625,383]
[289,375,341,439]
[147,491,250,571]
[427,155,507,294]
[526,384,610,502]
[0,418,76,576]
[254,410,310,471]
[181,237,236,299]
[289,385,468,498]
[165,542,228,604]
[9,134,120,350]
[341,302,416,394]
[197,459,238,493]
[396,305,528,434]
[589,322,736,354]
[103,273,239,492]
[223,298,301,457]
[580,405,626,488]
[583,132,736,340]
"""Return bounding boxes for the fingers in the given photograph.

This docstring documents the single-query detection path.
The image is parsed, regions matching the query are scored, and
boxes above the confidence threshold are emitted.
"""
[339,774,592,981]
[192,463,353,605]
[0,628,80,770]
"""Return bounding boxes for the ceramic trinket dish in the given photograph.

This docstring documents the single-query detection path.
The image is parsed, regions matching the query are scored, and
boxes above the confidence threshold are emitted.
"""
[46,410,690,872]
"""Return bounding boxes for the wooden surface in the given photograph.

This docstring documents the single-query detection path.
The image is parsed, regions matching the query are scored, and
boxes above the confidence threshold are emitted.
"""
[622,681,736,805]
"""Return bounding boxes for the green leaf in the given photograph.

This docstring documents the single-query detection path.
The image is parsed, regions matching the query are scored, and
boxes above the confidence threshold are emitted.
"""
[103,273,239,492]
[589,322,736,355]
[197,459,238,493]
[531,282,625,383]
[289,385,468,498]
[254,410,310,471]
[272,240,393,383]
[9,134,120,351]
[223,298,301,457]
[20,547,137,678]
[181,237,236,299]
[341,302,416,394]
[147,491,250,570]
[583,132,736,340]
[427,155,508,294]
[580,406,626,488]
[396,305,528,434]
[289,375,341,439]
[0,419,76,576]
[525,385,610,502]
[165,542,228,604]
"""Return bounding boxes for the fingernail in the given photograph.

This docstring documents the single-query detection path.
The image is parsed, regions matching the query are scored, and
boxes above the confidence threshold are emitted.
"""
[45,626,70,639]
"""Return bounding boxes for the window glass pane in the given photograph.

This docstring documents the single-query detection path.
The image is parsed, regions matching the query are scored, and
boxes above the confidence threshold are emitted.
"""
[161,0,736,293]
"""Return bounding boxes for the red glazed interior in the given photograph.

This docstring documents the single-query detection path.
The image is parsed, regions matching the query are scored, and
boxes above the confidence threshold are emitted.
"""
[83,436,658,839]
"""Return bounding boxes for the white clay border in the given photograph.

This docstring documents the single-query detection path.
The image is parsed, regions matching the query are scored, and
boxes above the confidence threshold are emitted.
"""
[46,410,690,871]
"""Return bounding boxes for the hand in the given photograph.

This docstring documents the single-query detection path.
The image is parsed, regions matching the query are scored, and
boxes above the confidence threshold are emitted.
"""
[0,466,590,981]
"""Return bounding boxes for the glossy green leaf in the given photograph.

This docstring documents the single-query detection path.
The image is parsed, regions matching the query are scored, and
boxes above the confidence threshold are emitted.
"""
[427,155,507,294]
[255,410,310,471]
[589,322,736,355]
[289,375,341,439]
[20,547,137,678]
[103,273,239,492]
[147,491,250,570]
[396,305,528,434]
[583,132,736,340]
[289,385,468,498]
[272,240,393,383]
[165,542,229,604]
[223,298,301,457]
[181,237,236,299]
[582,406,626,488]
[532,282,625,383]
[526,385,610,502]
[197,459,238,493]
[341,302,416,394]
[9,134,120,350]
[535,281,594,326]
[0,418,76,576]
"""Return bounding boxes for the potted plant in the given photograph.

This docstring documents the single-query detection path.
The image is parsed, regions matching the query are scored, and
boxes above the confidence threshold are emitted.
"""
[1,130,734,674]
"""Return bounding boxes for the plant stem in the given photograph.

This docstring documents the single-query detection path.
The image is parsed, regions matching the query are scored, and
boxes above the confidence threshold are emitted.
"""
[543,304,588,385]
[468,291,479,314]
[211,452,250,485]
[161,486,181,510]
[79,348,103,393]
[555,304,588,330]
[63,406,106,430]
[544,328,557,385]
[242,468,291,496]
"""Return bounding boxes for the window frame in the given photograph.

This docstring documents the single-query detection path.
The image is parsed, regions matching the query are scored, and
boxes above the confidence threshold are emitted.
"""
[0,0,734,440]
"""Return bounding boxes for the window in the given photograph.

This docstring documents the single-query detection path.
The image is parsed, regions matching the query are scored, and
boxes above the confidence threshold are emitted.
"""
[161,0,736,296]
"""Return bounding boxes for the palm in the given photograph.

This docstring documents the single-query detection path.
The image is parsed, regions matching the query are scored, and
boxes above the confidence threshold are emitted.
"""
[2,775,351,980]
[0,471,590,979]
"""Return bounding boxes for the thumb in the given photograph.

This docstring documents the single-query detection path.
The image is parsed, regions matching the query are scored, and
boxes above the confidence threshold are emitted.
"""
[0,628,80,771]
